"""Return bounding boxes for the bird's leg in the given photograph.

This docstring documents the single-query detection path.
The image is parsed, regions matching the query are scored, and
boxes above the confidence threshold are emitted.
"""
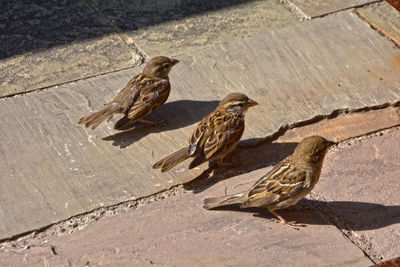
[138,119,167,127]
[270,210,307,228]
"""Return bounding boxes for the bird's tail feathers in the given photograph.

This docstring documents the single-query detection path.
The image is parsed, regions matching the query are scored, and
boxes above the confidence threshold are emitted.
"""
[79,104,121,130]
[153,147,190,172]
[203,193,245,210]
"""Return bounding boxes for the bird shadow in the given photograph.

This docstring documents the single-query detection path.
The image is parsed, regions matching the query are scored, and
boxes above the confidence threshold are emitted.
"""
[103,99,219,148]
[184,140,299,193]
[203,199,400,231]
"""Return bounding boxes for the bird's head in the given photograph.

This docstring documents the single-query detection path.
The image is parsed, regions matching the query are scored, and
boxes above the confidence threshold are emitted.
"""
[143,56,180,79]
[293,136,336,164]
[218,92,258,116]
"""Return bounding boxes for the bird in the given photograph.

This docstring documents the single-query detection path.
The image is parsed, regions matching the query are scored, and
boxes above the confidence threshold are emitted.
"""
[153,93,258,172]
[78,56,179,130]
[203,136,336,228]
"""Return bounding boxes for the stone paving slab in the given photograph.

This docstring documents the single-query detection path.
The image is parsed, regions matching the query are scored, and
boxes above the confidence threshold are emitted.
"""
[288,0,379,18]
[278,106,400,143]
[355,2,400,46]
[91,0,299,57]
[313,129,400,262]
[1,12,400,241]
[0,0,141,97]
[0,167,373,267]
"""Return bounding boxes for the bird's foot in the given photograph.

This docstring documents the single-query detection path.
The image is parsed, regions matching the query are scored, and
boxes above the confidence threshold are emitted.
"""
[270,210,306,229]
[139,119,167,127]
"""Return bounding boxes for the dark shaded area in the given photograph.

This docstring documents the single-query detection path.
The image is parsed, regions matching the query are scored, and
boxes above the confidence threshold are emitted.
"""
[103,99,219,148]
[205,199,400,231]
[385,0,400,11]
[1,0,113,59]
[311,200,400,231]
[373,256,400,267]
[184,140,299,193]
[1,0,255,59]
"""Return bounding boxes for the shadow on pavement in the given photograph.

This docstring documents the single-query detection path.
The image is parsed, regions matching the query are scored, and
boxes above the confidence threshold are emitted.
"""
[184,140,299,193]
[103,99,219,148]
[203,199,400,230]
[2,0,254,59]
[310,200,400,231]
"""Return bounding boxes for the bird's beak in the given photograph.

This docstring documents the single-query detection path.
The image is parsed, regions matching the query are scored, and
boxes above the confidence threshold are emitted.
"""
[170,59,180,66]
[246,99,258,108]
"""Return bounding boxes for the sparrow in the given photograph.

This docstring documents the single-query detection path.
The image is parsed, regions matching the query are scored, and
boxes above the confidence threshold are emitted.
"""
[78,56,179,130]
[203,136,336,227]
[153,93,258,172]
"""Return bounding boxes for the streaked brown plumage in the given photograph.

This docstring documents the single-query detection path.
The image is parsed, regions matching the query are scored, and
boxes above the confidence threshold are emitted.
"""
[153,93,258,172]
[203,136,335,227]
[78,56,179,130]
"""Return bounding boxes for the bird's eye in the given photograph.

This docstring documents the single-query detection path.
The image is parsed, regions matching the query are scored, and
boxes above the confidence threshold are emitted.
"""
[163,63,170,69]
[237,103,244,107]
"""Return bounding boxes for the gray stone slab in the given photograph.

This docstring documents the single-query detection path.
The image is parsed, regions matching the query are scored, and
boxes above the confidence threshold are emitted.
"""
[0,12,400,240]
[288,0,379,18]
[313,130,400,262]
[0,0,141,96]
[91,0,298,57]
[0,168,372,266]
[355,1,400,46]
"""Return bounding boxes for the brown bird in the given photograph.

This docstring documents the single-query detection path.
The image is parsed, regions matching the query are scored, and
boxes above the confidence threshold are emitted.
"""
[153,93,258,172]
[203,136,335,227]
[79,56,179,130]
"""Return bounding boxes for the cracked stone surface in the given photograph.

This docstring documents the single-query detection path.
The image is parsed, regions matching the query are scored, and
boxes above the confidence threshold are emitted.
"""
[313,129,400,262]
[91,0,299,57]
[287,0,379,18]
[0,0,141,96]
[355,1,400,46]
[0,12,399,241]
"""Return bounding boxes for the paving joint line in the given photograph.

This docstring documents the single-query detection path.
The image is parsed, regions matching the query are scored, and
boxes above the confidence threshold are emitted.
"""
[0,107,399,246]
[0,0,151,100]
[354,5,400,48]
[83,0,149,62]
[292,0,383,20]
[0,65,142,100]
[279,0,311,21]
[250,101,400,147]
[309,191,381,264]
[308,125,400,264]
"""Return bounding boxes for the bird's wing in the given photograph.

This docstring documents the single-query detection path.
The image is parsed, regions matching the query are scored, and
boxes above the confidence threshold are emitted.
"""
[188,114,210,156]
[244,159,308,206]
[124,77,170,121]
[110,74,143,111]
[202,115,244,160]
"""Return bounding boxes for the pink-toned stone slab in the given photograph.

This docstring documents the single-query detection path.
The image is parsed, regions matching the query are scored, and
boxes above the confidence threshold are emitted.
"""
[314,130,400,261]
[0,167,372,266]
